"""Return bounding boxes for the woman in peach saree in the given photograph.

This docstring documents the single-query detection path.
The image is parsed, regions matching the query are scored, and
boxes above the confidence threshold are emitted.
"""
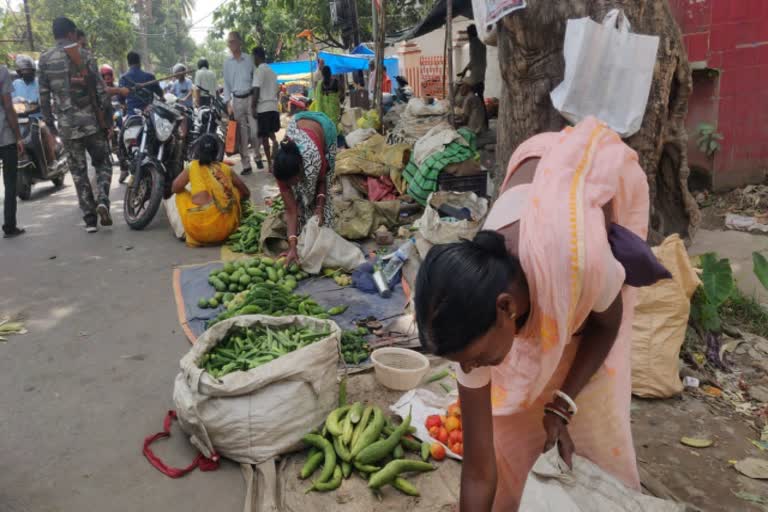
[414,117,649,511]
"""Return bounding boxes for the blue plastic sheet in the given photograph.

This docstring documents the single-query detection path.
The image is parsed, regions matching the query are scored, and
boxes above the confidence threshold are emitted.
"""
[268,59,317,77]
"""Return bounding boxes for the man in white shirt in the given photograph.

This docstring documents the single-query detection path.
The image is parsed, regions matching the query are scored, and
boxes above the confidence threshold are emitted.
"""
[250,47,280,173]
[223,31,261,175]
[193,58,217,107]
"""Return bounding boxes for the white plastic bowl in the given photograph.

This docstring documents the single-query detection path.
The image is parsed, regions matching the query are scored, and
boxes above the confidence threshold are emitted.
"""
[371,347,430,391]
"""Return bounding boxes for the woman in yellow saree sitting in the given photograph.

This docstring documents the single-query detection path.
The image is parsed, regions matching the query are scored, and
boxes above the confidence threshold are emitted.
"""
[172,134,251,247]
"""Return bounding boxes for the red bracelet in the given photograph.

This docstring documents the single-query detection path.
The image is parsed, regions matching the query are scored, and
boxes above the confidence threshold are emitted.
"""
[544,406,570,425]
[544,402,573,422]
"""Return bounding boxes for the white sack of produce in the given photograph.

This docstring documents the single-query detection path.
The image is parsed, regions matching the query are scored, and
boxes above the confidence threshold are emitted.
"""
[549,9,659,138]
[519,447,684,511]
[417,191,489,246]
[173,314,341,464]
[298,215,366,274]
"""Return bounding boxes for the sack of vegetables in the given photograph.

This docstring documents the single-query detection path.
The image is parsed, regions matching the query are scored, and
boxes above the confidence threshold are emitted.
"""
[173,314,342,464]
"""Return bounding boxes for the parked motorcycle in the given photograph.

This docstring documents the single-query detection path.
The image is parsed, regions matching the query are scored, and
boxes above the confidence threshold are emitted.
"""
[121,89,189,230]
[13,98,68,200]
[188,86,226,160]
[394,76,413,104]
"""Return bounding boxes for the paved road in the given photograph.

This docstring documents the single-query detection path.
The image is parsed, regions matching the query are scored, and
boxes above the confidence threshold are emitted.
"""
[0,164,275,511]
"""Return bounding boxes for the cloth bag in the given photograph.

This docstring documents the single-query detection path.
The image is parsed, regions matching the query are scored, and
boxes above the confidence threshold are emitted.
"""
[297,215,366,273]
[173,315,341,512]
[631,235,701,398]
[519,447,684,511]
[550,9,660,138]
[416,191,489,245]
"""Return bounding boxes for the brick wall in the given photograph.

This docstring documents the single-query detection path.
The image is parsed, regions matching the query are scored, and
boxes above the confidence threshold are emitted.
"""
[669,0,768,189]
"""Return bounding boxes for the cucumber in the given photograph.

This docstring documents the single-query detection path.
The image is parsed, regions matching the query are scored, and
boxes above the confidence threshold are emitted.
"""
[218,272,230,284]
[261,256,275,266]
[228,283,239,292]
[214,291,225,301]
[211,278,227,292]
[239,274,252,285]
[208,297,219,308]
[223,262,236,274]
[266,267,278,282]
[197,298,209,308]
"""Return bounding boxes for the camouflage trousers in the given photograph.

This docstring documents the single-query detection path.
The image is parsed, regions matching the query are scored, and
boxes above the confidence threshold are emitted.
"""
[64,132,113,224]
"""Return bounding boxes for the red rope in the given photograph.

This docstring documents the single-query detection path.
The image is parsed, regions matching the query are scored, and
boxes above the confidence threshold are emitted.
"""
[143,410,220,478]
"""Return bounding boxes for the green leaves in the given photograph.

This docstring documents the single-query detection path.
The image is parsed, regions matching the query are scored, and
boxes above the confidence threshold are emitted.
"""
[696,122,724,158]
[753,252,768,292]
[700,253,734,306]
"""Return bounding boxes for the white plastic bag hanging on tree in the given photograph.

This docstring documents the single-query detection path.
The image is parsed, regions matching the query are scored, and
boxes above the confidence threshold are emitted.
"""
[550,9,660,138]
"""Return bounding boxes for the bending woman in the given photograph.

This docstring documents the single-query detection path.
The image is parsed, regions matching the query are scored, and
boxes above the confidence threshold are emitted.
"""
[414,117,649,510]
[172,134,250,247]
[273,111,337,267]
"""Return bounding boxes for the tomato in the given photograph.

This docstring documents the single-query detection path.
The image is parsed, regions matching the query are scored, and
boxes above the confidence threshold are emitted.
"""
[430,443,446,461]
[439,415,447,424]
[453,442,463,456]
[425,415,442,430]
[448,429,462,444]
[445,416,461,433]
[429,426,440,438]
[447,403,461,418]
[437,427,449,444]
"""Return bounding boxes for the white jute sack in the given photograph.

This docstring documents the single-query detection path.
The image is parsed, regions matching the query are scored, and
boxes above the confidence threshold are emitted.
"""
[416,191,489,246]
[173,314,341,464]
[550,9,660,138]
[298,215,366,274]
[520,447,684,511]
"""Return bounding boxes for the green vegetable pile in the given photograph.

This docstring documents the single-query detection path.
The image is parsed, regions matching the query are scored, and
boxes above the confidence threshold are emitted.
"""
[300,392,435,496]
[341,328,370,365]
[200,324,331,378]
[200,256,308,309]
[227,209,267,254]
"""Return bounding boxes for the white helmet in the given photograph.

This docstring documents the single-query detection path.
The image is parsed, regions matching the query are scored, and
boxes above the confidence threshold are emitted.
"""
[15,55,35,72]
[172,63,187,74]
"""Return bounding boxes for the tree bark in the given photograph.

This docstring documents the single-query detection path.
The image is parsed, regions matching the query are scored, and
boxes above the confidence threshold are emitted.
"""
[495,0,700,241]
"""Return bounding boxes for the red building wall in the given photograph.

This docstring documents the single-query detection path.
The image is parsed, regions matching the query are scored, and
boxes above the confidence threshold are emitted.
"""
[669,0,768,189]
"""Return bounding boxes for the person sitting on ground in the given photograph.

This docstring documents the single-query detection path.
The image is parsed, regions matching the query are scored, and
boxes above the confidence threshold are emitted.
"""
[414,117,649,510]
[272,111,337,267]
[172,133,250,247]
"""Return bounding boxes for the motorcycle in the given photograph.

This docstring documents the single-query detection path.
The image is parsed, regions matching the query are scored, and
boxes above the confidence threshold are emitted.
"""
[394,76,413,104]
[188,86,226,161]
[13,98,68,200]
[121,90,190,230]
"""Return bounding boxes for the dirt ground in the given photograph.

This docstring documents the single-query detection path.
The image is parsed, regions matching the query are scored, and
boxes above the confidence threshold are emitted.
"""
[3,162,768,511]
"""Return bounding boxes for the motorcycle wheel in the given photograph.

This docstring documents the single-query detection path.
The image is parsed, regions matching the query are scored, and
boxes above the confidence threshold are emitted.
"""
[123,163,164,230]
[17,173,31,200]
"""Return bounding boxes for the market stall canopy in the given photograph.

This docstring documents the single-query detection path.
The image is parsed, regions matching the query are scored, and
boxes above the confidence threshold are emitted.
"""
[351,44,375,55]
[388,0,474,42]
[269,59,317,81]
[318,51,399,81]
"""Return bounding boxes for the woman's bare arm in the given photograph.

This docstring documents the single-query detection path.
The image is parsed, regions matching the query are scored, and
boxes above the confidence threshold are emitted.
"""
[459,383,497,512]
[231,172,251,199]
[171,168,189,194]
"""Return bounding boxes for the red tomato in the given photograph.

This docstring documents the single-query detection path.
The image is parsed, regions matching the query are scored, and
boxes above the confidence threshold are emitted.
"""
[448,429,462,444]
[437,427,449,444]
[447,403,461,418]
[425,415,442,430]
[428,426,440,438]
[430,443,446,461]
[453,443,463,456]
[445,416,461,433]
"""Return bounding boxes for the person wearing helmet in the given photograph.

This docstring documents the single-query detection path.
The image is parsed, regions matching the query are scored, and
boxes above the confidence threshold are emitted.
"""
[100,64,115,88]
[13,55,58,166]
[171,63,192,108]
[12,55,40,119]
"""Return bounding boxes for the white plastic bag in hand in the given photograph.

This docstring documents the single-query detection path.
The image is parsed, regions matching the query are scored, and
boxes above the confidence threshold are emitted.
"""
[550,9,660,138]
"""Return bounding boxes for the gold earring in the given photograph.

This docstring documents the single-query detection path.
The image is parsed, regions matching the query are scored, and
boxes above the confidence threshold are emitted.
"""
[509,312,517,321]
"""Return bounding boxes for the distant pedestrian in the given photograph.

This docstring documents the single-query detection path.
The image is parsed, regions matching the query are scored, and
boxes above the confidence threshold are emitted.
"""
[0,63,25,238]
[39,16,112,232]
[194,58,217,108]
[251,47,279,173]
[458,24,487,99]
[223,31,261,175]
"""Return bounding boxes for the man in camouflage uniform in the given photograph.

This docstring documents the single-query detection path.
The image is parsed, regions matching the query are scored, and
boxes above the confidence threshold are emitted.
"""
[38,17,112,232]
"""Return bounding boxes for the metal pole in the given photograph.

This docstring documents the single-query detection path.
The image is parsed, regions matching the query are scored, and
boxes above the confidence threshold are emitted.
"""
[22,0,34,51]
[373,0,385,120]
[446,0,454,124]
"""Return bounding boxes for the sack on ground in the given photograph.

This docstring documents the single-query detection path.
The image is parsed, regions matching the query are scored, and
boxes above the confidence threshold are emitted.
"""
[550,9,659,137]
[164,196,185,240]
[631,234,701,398]
[334,198,401,240]
[259,211,288,257]
[173,315,341,464]
[298,215,366,273]
[519,447,684,511]
[417,191,489,245]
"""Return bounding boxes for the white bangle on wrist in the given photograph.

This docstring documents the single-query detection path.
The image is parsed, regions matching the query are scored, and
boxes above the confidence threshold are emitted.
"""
[554,390,578,415]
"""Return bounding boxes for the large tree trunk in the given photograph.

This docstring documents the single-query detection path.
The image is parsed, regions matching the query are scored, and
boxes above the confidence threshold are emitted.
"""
[496,0,700,242]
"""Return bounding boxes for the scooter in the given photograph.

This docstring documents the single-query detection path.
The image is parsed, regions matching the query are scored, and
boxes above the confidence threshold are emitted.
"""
[13,98,68,200]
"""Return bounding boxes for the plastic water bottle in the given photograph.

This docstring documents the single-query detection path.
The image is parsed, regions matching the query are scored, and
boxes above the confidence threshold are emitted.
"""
[382,239,414,286]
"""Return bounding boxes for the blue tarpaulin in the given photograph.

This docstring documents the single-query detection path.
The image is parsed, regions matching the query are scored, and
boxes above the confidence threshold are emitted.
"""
[351,44,374,55]
[268,59,317,77]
